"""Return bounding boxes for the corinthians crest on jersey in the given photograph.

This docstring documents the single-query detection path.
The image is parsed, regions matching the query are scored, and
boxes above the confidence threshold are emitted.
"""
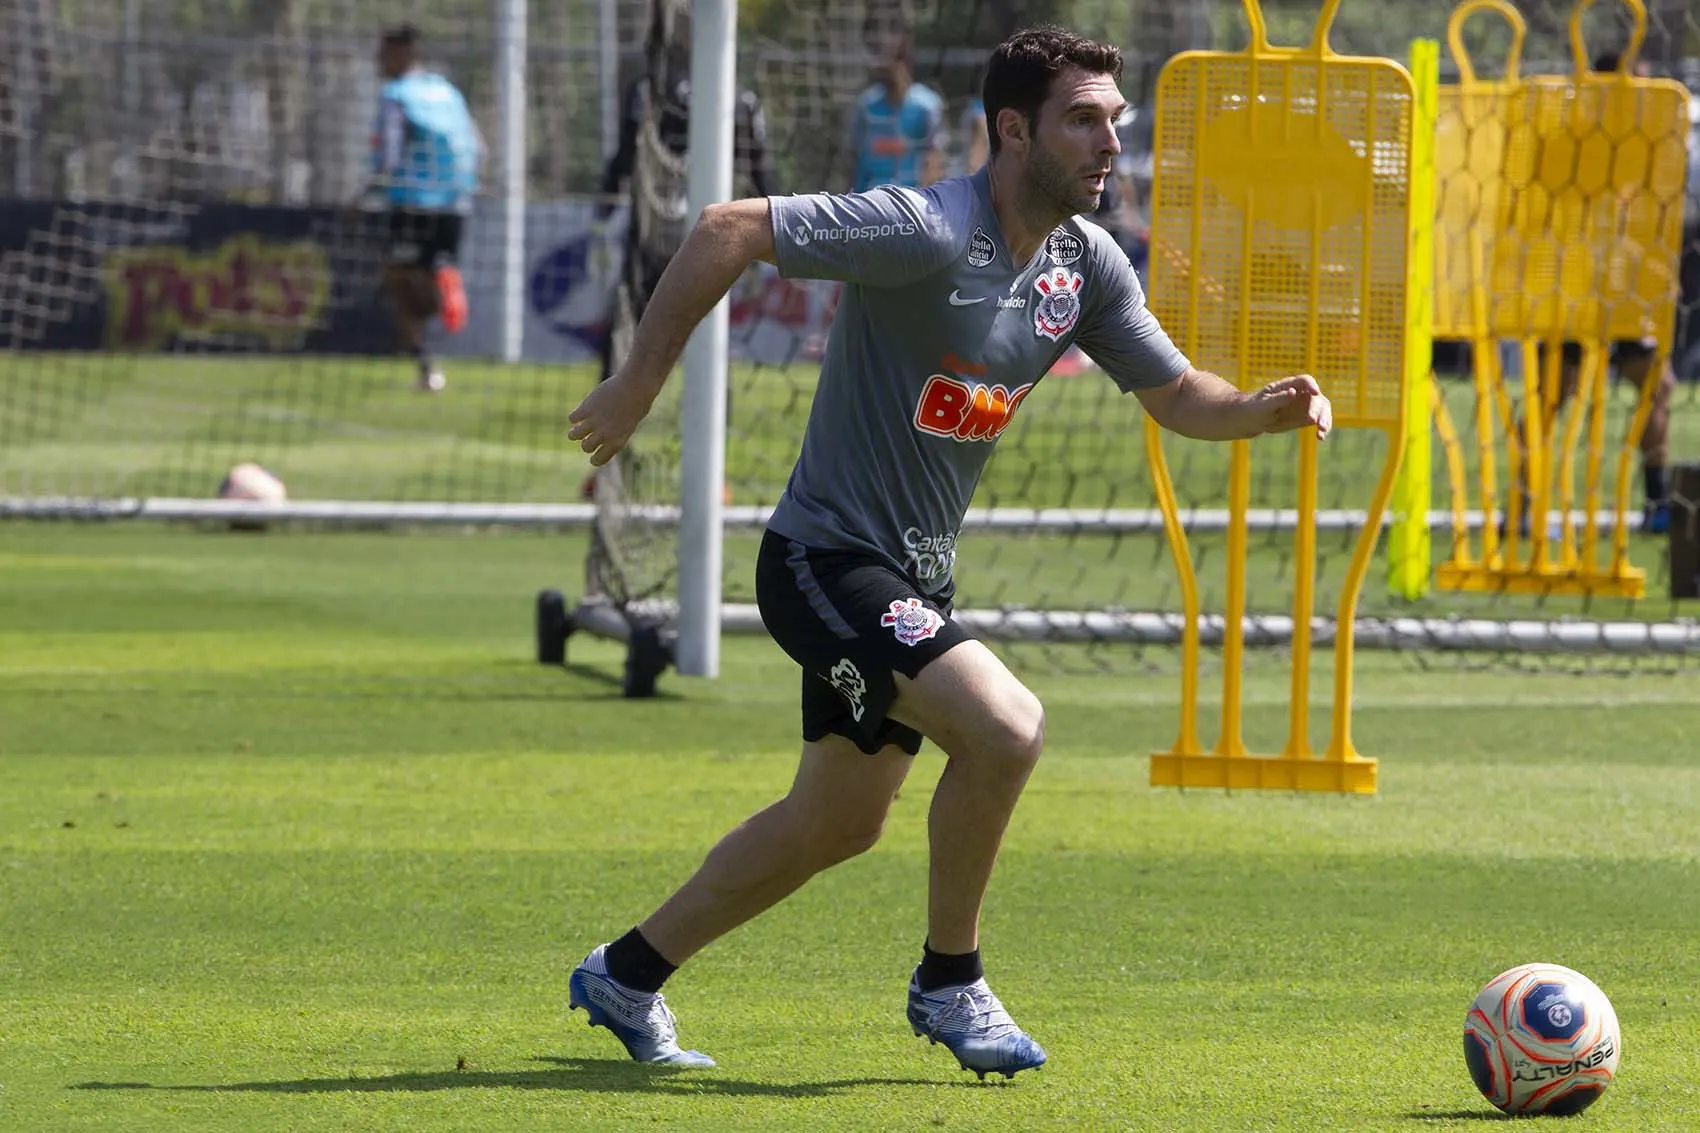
[1032,267,1083,341]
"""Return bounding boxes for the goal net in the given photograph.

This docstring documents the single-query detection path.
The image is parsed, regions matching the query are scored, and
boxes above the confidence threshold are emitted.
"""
[1,0,1698,685]
[577,0,1700,682]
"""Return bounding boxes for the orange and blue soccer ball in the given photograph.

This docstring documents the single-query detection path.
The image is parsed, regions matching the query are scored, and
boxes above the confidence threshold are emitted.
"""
[1463,962,1620,1116]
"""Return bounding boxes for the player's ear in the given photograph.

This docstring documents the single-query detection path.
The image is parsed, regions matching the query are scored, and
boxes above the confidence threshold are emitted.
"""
[995,107,1027,153]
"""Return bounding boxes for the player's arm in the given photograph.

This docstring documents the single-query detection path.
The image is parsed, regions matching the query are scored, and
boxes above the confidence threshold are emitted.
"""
[1136,367,1332,441]
[570,184,957,466]
[364,97,407,200]
[1078,246,1330,441]
[569,198,776,466]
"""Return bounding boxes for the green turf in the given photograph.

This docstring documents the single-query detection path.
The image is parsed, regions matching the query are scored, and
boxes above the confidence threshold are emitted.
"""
[6,351,1698,508]
[3,523,1699,1131]
[6,351,1697,630]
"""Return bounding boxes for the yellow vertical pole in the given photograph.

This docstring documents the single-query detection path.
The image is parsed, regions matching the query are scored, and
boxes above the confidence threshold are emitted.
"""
[1285,428,1318,758]
[1284,63,1320,760]
[1388,37,1438,600]
[1430,377,1476,565]
[1218,437,1251,759]
[1145,415,1204,758]
[1581,347,1609,569]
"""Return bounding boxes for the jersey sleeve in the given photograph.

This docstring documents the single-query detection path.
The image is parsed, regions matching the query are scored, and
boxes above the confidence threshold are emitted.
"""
[768,185,962,287]
[1076,231,1190,393]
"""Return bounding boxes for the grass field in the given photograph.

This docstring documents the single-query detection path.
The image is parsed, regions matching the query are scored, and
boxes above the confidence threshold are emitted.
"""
[6,351,1700,629]
[4,523,1700,1131]
[6,352,1699,511]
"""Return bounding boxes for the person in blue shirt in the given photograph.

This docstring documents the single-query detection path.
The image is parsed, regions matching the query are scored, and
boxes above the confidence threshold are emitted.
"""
[366,25,482,392]
[848,37,946,192]
[959,95,988,176]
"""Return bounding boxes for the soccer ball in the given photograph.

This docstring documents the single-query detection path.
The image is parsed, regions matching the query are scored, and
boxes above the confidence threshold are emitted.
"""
[1463,962,1620,1116]
[218,462,287,505]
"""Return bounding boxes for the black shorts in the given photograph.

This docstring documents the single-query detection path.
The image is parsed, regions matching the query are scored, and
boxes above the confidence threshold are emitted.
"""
[387,209,463,269]
[754,529,973,756]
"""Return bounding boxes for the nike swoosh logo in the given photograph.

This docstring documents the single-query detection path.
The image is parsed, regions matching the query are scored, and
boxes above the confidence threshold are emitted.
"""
[948,290,988,306]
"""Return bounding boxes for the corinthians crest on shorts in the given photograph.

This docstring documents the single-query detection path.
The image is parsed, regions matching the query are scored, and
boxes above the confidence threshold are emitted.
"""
[1032,267,1083,341]
[880,597,944,646]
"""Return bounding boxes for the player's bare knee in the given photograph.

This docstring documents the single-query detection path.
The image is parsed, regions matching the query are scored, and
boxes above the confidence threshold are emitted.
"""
[981,691,1046,775]
[1655,366,1676,404]
[787,800,887,867]
[818,816,887,866]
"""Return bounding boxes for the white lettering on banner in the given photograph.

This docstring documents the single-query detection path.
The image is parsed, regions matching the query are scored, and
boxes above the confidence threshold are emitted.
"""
[902,526,958,581]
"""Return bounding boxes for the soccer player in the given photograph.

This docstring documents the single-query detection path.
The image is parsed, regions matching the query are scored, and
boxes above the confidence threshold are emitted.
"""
[565,25,1332,1078]
[367,25,482,393]
[849,34,947,191]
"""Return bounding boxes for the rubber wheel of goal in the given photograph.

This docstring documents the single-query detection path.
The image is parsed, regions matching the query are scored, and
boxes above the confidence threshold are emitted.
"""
[623,621,670,699]
[535,589,572,665]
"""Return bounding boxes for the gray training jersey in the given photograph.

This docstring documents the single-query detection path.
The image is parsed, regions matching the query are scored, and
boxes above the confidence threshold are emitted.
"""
[764,167,1190,594]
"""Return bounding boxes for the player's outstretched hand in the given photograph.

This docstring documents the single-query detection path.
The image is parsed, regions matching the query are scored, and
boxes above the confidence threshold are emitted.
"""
[1250,374,1332,440]
[569,373,655,467]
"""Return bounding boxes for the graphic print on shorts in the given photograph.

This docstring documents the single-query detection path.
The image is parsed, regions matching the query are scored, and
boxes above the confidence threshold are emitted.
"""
[880,597,944,646]
[829,657,868,721]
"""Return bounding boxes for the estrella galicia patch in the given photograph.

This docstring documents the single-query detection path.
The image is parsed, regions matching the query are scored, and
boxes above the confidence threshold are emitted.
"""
[1045,229,1084,266]
[967,227,995,268]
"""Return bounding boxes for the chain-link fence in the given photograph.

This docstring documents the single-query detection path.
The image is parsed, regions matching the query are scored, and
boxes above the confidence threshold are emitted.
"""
[3,1,1693,205]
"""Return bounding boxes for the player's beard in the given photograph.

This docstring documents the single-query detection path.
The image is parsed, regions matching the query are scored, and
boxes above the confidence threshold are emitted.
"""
[1023,134,1101,221]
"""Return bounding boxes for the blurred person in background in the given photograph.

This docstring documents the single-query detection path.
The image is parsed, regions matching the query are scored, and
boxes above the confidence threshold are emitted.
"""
[849,34,946,191]
[957,64,989,176]
[362,24,481,394]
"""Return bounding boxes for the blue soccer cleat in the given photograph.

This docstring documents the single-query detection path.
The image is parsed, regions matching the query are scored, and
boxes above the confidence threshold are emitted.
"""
[907,969,1047,1080]
[1644,501,1671,535]
[568,944,715,1067]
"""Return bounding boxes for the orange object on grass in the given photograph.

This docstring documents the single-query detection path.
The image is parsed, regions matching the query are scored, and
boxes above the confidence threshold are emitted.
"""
[436,264,467,333]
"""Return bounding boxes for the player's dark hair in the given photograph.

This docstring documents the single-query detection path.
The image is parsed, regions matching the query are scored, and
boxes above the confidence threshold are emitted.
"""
[982,25,1122,158]
[1592,49,1621,73]
[381,24,421,50]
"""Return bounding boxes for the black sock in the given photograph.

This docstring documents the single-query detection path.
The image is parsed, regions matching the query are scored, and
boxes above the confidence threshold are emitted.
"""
[603,927,676,994]
[1645,465,1668,505]
[415,347,433,375]
[917,942,983,992]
